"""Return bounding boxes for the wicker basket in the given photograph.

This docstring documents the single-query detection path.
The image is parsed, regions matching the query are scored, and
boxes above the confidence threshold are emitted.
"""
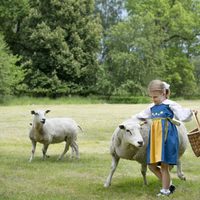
[188,113,200,157]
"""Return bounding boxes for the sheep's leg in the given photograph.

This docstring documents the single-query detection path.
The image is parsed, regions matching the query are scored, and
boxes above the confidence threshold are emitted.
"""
[141,163,147,185]
[176,159,186,180]
[58,141,70,160]
[104,155,120,188]
[29,140,36,162]
[42,144,49,160]
[70,145,75,158]
[71,141,79,159]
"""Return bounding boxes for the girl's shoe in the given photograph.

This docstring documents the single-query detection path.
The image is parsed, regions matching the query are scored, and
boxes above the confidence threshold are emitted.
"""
[169,185,176,193]
[157,189,171,197]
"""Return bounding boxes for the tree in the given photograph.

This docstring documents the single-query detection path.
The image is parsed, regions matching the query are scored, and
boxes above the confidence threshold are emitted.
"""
[97,4,165,96]
[192,56,200,94]
[16,0,102,97]
[95,0,127,63]
[0,34,24,100]
[98,0,200,96]
[126,0,200,96]
[95,0,126,31]
[0,0,30,54]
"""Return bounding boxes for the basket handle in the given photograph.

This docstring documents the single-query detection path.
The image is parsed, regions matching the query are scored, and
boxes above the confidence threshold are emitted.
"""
[193,111,200,131]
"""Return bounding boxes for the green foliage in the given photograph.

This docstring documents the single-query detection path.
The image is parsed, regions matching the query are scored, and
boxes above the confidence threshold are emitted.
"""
[0,0,199,98]
[163,55,197,97]
[13,0,102,96]
[97,0,200,97]
[0,0,30,54]
[192,56,200,91]
[0,34,25,101]
[95,0,125,31]
[97,12,165,95]
[191,56,200,97]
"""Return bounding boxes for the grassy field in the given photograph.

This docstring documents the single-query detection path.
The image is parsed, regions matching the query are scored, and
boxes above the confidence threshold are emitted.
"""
[0,101,200,200]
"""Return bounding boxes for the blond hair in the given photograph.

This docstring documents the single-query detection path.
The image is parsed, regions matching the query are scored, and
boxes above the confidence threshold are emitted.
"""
[148,80,166,95]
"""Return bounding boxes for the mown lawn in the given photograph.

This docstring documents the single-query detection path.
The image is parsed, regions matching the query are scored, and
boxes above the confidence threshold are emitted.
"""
[0,101,200,200]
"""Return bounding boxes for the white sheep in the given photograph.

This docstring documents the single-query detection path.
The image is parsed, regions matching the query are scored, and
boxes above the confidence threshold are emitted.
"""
[29,109,81,162]
[104,116,187,187]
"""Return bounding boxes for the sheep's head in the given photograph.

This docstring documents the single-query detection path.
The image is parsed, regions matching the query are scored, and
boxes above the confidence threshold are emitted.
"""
[119,123,144,147]
[31,110,50,124]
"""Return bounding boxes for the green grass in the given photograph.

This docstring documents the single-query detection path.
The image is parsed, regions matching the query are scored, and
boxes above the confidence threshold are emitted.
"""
[0,101,200,200]
[0,96,106,106]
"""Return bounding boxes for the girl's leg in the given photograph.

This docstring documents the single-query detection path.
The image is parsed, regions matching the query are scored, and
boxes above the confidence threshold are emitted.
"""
[160,163,170,190]
[148,164,162,180]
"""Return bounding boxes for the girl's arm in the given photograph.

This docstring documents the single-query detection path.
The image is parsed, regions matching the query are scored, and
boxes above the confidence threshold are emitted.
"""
[135,104,152,120]
[169,101,193,122]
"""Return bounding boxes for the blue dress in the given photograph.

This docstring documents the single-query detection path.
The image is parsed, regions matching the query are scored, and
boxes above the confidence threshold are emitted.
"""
[147,104,179,165]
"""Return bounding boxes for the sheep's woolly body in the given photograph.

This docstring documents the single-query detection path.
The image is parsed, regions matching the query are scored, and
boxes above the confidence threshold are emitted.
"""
[104,117,188,187]
[29,110,80,162]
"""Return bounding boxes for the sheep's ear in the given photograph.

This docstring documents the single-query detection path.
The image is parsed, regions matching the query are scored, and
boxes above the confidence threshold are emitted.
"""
[119,124,125,130]
[139,121,147,126]
[46,110,51,114]
[31,110,35,115]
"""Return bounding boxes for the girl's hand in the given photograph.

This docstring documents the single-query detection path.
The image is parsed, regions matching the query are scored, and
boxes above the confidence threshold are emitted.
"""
[192,110,198,116]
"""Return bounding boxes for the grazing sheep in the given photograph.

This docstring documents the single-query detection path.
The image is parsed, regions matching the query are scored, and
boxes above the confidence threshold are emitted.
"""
[29,110,81,162]
[104,116,187,187]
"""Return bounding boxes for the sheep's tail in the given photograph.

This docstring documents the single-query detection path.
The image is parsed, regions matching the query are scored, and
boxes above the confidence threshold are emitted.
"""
[78,125,83,133]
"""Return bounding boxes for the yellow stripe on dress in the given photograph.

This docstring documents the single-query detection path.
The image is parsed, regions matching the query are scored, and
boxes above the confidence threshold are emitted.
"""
[150,119,163,163]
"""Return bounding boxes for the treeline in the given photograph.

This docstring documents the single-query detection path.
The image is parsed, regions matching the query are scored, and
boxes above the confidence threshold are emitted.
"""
[0,0,200,100]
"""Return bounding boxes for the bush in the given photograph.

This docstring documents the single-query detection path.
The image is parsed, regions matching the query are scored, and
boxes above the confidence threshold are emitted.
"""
[0,34,25,100]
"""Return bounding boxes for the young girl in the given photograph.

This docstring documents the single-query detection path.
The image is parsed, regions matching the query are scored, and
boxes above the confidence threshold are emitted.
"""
[136,79,197,196]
